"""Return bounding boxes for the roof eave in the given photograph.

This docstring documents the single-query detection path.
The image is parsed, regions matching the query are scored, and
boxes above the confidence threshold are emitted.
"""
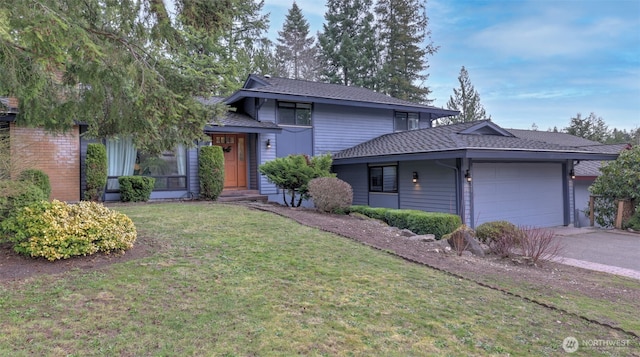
[225,90,458,118]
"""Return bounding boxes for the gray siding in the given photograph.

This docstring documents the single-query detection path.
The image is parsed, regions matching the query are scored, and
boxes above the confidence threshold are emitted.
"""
[277,127,313,156]
[333,164,368,205]
[257,100,276,123]
[574,179,595,227]
[369,193,399,209]
[399,160,457,214]
[314,103,393,154]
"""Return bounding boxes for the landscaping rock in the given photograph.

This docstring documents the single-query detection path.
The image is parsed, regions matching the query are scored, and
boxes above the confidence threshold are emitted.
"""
[399,229,415,237]
[408,234,436,242]
[447,229,485,257]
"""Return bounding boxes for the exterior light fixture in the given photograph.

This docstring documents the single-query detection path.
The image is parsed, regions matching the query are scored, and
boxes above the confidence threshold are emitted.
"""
[412,171,419,183]
[570,169,575,180]
[465,169,472,183]
[266,139,271,149]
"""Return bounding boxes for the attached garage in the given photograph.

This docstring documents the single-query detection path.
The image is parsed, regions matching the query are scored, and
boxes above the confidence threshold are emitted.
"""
[472,163,565,227]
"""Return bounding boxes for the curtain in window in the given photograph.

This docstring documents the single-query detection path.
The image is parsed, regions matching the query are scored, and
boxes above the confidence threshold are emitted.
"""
[176,144,186,176]
[106,137,137,190]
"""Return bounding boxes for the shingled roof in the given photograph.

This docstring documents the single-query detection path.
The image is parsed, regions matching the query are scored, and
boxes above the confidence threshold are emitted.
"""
[199,96,281,133]
[225,75,458,119]
[333,120,620,163]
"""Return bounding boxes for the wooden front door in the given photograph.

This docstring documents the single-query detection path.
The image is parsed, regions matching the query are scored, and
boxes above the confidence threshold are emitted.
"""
[212,134,247,189]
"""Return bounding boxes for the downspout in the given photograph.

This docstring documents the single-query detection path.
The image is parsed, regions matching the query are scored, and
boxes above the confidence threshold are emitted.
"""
[434,160,463,223]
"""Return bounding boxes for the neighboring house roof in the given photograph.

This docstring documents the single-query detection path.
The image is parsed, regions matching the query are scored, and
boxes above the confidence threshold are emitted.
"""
[0,97,18,121]
[333,120,621,164]
[225,74,458,119]
[506,129,632,178]
[200,96,281,134]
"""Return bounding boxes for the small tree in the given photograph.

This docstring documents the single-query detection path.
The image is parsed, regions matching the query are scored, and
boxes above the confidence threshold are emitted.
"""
[84,143,107,201]
[18,169,51,199]
[589,146,640,227]
[199,146,224,200]
[440,66,490,125]
[259,154,334,207]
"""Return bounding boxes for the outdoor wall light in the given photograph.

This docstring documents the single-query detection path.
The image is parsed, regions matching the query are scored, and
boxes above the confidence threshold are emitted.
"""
[412,171,419,183]
[465,169,472,183]
[266,139,271,149]
[570,169,576,180]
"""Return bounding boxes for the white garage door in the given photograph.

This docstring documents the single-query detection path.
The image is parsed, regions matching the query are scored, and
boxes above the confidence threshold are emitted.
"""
[473,163,564,227]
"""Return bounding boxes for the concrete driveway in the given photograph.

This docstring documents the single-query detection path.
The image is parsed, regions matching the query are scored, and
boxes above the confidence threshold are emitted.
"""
[550,227,640,280]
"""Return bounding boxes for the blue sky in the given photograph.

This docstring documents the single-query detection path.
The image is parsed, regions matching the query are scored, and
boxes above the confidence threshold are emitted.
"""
[262,0,640,131]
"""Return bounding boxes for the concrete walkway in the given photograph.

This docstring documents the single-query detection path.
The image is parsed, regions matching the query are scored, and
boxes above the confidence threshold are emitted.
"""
[549,227,640,280]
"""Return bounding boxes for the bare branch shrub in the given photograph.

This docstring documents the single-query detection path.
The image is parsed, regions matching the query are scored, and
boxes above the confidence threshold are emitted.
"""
[446,225,473,256]
[519,226,564,265]
[488,230,519,258]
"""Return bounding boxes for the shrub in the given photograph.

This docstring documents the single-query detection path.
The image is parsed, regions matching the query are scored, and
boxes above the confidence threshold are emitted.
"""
[259,153,334,207]
[18,169,51,199]
[199,146,224,200]
[85,143,107,201]
[349,205,389,221]
[0,180,47,221]
[518,226,564,265]
[349,206,461,239]
[445,225,474,256]
[309,177,353,213]
[475,221,519,244]
[624,207,640,231]
[118,176,155,202]
[488,229,520,258]
[1,200,136,261]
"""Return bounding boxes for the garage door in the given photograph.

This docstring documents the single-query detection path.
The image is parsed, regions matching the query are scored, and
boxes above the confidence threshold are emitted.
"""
[473,163,564,227]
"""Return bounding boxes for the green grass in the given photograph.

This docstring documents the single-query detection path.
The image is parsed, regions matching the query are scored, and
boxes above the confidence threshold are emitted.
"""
[0,202,637,356]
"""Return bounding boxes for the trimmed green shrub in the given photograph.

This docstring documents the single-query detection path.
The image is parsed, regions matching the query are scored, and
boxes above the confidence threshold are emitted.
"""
[349,205,390,221]
[349,206,461,239]
[0,180,47,221]
[118,176,155,202]
[199,146,224,200]
[259,153,334,207]
[308,177,353,213]
[475,220,520,244]
[1,200,136,261]
[85,143,107,201]
[18,169,51,199]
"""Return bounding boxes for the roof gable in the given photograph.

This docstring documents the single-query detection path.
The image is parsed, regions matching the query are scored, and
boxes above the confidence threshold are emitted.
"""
[458,120,514,137]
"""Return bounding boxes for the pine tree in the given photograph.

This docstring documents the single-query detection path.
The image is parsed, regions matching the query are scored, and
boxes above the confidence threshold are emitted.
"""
[440,66,490,125]
[318,0,379,88]
[275,2,318,80]
[375,0,436,103]
[564,113,610,143]
[0,0,268,153]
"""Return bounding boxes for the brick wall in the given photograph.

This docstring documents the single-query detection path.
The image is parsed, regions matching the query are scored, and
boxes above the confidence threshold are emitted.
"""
[10,123,80,201]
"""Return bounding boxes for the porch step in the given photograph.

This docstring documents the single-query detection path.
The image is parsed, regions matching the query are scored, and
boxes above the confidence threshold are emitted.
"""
[218,190,268,203]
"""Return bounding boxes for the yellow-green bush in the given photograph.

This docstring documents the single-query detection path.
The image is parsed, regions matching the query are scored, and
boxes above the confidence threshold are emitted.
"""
[1,200,136,261]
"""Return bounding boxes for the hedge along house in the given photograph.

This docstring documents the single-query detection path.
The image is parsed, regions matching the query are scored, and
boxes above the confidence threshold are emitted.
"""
[1,97,82,202]
[332,120,620,228]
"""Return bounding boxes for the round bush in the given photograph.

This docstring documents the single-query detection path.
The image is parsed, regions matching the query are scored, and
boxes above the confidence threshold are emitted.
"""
[0,180,47,221]
[1,200,137,261]
[475,220,519,243]
[18,169,51,199]
[308,177,353,213]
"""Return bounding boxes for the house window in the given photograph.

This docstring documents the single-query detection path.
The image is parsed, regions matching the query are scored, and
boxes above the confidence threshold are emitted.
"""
[395,112,419,131]
[278,102,312,126]
[106,137,187,192]
[369,165,397,193]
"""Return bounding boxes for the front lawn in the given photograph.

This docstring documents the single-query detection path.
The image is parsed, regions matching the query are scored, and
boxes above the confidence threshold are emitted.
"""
[0,203,636,356]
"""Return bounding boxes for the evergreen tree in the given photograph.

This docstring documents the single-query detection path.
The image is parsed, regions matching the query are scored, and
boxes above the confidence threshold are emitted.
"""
[375,0,437,103]
[275,2,318,80]
[440,66,490,125]
[0,0,268,153]
[564,113,610,143]
[318,0,379,88]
